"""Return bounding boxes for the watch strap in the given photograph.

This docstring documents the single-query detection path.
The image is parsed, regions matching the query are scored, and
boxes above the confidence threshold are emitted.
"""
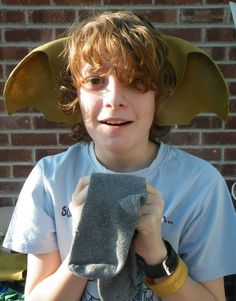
[137,240,179,279]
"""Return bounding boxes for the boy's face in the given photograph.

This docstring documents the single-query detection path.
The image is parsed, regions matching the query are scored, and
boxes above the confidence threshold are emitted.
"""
[77,63,156,164]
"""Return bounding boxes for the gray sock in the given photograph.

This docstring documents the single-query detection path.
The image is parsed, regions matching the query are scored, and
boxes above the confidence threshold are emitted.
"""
[68,172,148,301]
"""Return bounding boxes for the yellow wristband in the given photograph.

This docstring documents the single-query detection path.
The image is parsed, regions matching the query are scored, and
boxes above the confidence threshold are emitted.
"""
[145,258,188,298]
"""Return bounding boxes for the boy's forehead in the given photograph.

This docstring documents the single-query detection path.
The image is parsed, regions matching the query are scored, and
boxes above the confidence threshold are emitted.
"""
[81,62,114,75]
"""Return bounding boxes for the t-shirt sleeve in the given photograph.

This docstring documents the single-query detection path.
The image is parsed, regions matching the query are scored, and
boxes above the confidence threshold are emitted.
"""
[3,161,58,254]
[179,172,236,282]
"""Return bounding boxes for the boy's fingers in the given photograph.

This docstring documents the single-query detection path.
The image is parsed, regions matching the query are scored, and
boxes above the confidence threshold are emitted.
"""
[140,195,164,213]
[71,176,90,205]
[141,183,164,217]
[73,176,90,196]
[139,203,161,215]
[146,183,162,198]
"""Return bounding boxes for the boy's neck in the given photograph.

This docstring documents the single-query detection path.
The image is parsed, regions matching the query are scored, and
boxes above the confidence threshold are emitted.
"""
[94,141,159,172]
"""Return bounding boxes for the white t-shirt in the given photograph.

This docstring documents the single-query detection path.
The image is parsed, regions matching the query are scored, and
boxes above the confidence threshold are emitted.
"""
[4,142,236,301]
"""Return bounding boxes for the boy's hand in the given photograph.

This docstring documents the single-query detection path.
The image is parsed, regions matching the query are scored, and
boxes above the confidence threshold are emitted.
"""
[70,178,167,265]
[134,184,167,265]
[69,176,90,233]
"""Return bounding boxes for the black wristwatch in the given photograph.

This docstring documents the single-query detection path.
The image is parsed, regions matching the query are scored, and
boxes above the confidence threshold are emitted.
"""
[137,240,179,279]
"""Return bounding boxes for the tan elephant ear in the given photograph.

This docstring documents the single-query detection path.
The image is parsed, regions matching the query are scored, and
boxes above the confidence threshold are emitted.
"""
[4,35,229,126]
[3,37,80,125]
[157,35,229,125]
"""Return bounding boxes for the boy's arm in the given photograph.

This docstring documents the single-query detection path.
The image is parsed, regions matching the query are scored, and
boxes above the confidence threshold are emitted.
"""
[24,176,90,301]
[135,184,226,301]
[24,250,87,301]
[23,177,91,301]
[163,276,225,301]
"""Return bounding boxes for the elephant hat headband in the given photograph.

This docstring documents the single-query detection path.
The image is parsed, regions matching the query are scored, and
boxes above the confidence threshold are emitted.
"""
[3,12,229,126]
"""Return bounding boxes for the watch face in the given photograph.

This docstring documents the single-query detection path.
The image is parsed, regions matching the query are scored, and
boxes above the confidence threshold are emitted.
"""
[162,258,172,276]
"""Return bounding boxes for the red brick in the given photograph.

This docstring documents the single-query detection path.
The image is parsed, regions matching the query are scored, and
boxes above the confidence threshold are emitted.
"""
[28,10,76,24]
[161,28,201,42]
[225,116,236,129]
[219,64,236,79]
[58,133,74,146]
[55,28,69,38]
[0,149,32,162]
[137,10,177,24]
[211,47,226,61]
[184,147,221,161]
[229,47,236,60]
[0,134,9,145]
[229,82,236,95]
[202,132,236,145]
[54,0,99,3]
[0,66,3,79]
[154,0,201,3]
[4,65,15,79]
[0,181,23,194]
[5,64,19,78]
[180,8,226,24]
[0,47,28,61]
[0,166,11,178]
[2,0,49,4]
[0,197,16,207]
[5,29,52,42]
[0,101,5,113]
[78,10,98,22]
[229,100,236,113]
[206,28,236,42]
[104,0,152,4]
[33,116,66,130]
[13,165,34,177]
[11,133,57,146]
[224,148,236,161]
[206,0,230,3]
[178,116,222,129]
[0,10,25,24]
[78,9,177,24]
[0,116,31,130]
[203,47,226,61]
[35,148,65,161]
[0,83,5,97]
[168,132,200,145]
[216,164,236,177]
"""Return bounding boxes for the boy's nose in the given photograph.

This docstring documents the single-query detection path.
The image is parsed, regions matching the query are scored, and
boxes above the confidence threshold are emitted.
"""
[103,75,127,108]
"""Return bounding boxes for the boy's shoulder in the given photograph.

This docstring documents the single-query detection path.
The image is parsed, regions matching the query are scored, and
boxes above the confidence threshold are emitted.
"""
[43,142,86,159]
[37,142,89,171]
[162,143,221,180]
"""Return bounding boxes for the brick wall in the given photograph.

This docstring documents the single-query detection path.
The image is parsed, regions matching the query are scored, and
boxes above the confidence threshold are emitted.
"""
[0,0,235,299]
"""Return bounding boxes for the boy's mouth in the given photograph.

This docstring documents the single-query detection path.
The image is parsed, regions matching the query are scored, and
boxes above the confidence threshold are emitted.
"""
[101,120,132,126]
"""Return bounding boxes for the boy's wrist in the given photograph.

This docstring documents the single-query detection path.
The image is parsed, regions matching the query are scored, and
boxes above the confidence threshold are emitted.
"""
[137,240,179,279]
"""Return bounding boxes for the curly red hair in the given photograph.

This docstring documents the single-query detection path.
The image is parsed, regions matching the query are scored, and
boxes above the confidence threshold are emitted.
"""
[59,11,176,142]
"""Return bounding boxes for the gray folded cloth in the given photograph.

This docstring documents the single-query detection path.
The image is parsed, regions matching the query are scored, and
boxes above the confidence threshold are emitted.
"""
[68,172,148,301]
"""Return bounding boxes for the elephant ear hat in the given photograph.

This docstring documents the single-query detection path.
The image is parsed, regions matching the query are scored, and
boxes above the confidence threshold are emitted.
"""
[3,35,229,125]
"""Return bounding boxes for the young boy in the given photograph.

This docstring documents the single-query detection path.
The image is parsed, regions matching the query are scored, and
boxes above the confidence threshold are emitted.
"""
[3,11,236,301]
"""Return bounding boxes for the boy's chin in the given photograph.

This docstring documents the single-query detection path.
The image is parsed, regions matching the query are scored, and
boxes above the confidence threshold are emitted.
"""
[96,137,133,152]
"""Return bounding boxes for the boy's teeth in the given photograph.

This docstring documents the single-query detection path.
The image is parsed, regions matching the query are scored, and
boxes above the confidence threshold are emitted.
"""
[106,121,125,125]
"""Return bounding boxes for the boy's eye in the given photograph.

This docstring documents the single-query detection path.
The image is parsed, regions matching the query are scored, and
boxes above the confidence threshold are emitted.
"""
[131,76,146,91]
[82,76,107,91]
